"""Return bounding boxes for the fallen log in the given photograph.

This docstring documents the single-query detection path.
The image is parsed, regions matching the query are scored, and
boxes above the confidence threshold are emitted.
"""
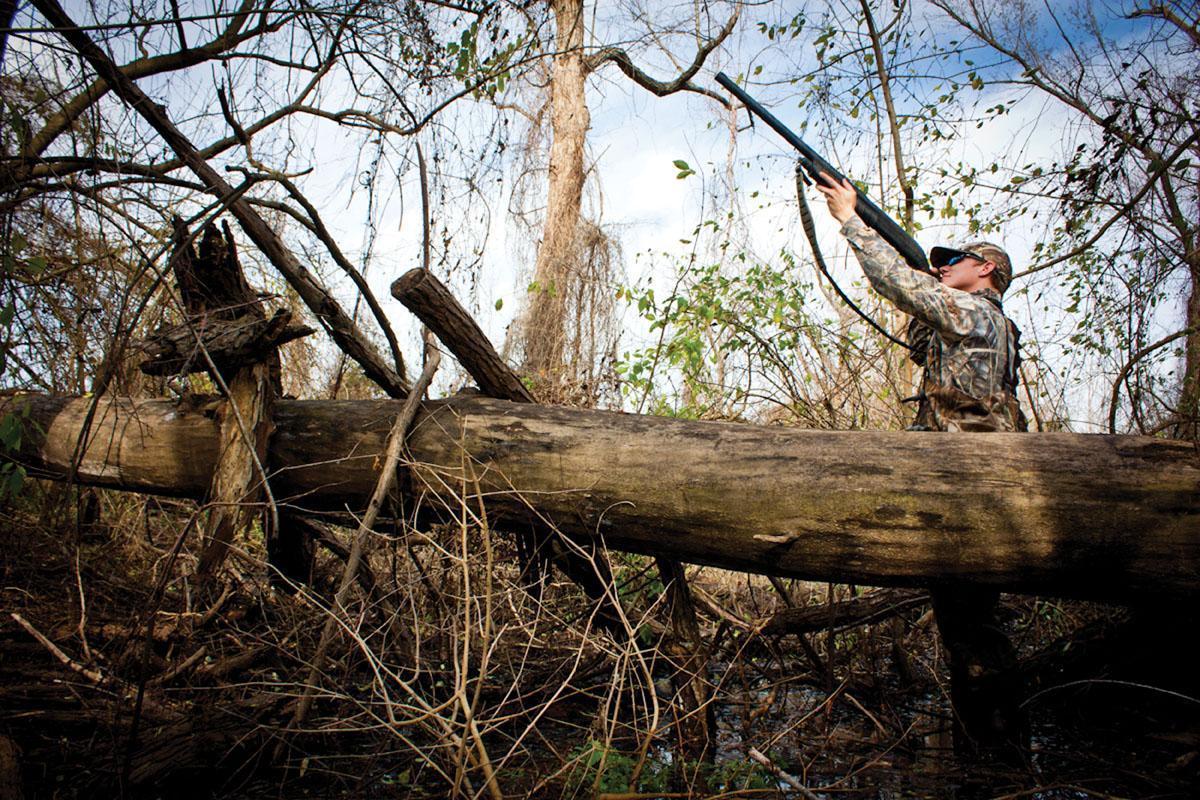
[4,392,1199,602]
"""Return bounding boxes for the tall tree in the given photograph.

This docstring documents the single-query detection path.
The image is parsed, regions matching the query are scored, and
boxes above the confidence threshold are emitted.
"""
[514,0,739,403]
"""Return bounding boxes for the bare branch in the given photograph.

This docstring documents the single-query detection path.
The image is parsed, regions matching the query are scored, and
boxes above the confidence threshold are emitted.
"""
[585,6,740,105]
[1108,326,1197,433]
[1129,3,1200,49]
[30,0,409,395]
[23,0,274,157]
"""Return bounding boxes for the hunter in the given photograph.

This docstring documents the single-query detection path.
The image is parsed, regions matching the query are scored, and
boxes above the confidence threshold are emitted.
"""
[815,172,1026,753]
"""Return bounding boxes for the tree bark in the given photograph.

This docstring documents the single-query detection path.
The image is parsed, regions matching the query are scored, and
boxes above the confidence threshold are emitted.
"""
[656,558,714,763]
[160,220,277,582]
[7,393,1200,602]
[391,268,533,403]
[194,362,274,580]
[521,0,589,390]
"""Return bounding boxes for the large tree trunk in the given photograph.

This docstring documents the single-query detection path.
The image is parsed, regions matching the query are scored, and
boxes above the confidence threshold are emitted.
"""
[520,0,589,391]
[5,392,1199,602]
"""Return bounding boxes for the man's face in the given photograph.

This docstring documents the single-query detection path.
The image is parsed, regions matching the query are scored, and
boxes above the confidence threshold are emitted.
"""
[938,253,990,292]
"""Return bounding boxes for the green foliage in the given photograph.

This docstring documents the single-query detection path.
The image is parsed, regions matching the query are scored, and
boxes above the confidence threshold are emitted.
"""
[564,739,777,795]
[707,757,777,792]
[445,18,529,100]
[616,244,826,419]
[2,97,32,153]
[565,740,670,795]
[0,419,29,503]
[758,12,807,41]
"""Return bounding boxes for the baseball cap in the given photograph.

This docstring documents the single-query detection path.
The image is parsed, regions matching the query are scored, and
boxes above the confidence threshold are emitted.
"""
[929,241,1012,294]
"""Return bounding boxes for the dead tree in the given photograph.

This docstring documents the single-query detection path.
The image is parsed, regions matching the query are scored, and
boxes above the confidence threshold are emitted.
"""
[141,219,313,585]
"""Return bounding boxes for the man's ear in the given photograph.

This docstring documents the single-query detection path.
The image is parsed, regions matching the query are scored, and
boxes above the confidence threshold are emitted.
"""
[978,260,996,278]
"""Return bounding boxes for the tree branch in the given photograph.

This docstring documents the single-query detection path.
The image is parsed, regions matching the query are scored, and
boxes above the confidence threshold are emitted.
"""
[30,0,409,395]
[1128,4,1200,49]
[1108,326,1197,434]
[1014,128,1200,280]
[23,0,272,157]
[586,7,740,105]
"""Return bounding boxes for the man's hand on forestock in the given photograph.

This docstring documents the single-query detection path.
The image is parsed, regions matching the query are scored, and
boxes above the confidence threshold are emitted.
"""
[814,173,858,225]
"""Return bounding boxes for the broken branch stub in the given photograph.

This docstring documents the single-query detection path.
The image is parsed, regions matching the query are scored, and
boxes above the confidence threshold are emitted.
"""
[391,268,534,403]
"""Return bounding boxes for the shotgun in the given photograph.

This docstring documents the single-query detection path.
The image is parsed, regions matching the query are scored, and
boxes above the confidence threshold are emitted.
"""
[715,71,930,274]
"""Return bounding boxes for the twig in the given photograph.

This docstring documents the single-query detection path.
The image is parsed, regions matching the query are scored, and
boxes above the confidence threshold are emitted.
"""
[1108,326,1196,433]
[284,334,440,740]
[690,584,754,631]
[198,584,234,627]
[1021,679,1200,709]
[747,747,821,800]
[10,612,106,685]
[73,545,91,660]
[844,692,888,738]
[197,645,270,680]
[149,646,207,686]
[416,140,431,272]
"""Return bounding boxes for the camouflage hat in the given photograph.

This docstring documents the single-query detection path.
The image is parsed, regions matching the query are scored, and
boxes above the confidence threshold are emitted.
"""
[930,241,1013,294]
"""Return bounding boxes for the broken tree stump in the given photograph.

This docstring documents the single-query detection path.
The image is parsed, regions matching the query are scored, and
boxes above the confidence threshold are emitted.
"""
[152,219,312,585]
[391,268,533,403]
[139,309,313,379]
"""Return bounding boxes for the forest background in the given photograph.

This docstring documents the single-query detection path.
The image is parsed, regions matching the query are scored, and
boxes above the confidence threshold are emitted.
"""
[1,0,1196,434]
[0,0,1197,797]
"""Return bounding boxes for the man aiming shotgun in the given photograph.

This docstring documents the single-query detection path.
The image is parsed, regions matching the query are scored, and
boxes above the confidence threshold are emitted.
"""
[714,72,1024,433]
[815,175,1024,434]
[717,72,1028,752]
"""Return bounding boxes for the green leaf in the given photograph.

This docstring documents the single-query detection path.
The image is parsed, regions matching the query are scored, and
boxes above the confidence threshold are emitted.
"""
[672,159,690,170]
[10,466,26,497]
[0,414,21,450]
[494,298,503,311]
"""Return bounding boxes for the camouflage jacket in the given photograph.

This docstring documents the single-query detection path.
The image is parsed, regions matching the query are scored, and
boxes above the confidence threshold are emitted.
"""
[841,217,1023,432]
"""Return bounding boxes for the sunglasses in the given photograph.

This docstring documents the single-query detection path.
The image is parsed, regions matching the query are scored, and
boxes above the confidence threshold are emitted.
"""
[941,251,986,268]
